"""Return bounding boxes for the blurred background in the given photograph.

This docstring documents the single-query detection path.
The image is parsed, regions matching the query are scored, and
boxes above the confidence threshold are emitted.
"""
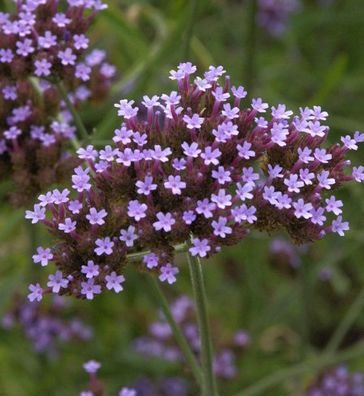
[1,0,364,395]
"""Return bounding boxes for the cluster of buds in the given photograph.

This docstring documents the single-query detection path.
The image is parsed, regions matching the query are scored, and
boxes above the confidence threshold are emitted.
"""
[257,0,300,36]
[133,295,250,380]
[25,62,363,301]
[0,0,114,206]
[81,360,136,396]
[2,295,92,357]
[305,366,364,396]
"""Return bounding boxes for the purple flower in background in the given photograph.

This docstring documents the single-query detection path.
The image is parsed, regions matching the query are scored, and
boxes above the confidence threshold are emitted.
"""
[83,360,101,374]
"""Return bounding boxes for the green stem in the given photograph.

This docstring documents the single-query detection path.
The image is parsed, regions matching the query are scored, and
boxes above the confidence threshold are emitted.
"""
[299,260,311,357]
[187,251,219,396]
[146,276,202,385]
[127,243,187,263]
[244,0,258,97]
[233,340,364,396]
[55,81,90,142]
[183,0,198,59]
[324,287,364,355]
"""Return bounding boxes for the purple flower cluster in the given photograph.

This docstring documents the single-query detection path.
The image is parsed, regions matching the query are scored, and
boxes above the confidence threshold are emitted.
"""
[25,63,363,300]
[133,295,250,380]
[81,359,136,396]
[269,237,306,271]
[305,366,364,396]
[2,295,92,357]
[257,0,300,36]
[131,377,189,396]
[0,0,114,206]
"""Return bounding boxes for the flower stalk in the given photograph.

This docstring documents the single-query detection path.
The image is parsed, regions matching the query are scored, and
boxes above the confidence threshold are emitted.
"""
[146,275,203,386]
[55,80,90,143]
[187,249,219,396]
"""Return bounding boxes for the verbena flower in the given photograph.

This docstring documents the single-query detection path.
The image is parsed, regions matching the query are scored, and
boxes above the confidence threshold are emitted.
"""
[26,63,363,300]
[0,0,114,206]
[80,359,136,396]
[305,366,364,396]
[2,295,92,357]
[133,295,250,379]
[257,0,300,37]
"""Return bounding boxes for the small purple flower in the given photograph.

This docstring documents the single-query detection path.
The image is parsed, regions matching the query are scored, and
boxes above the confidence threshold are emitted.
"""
[183,210,196,225]
[52,12,71,27]
[127,200,148,221]
[183,113,204,129]
[251,97,269,112]
[331,216,349,236]
[81,260,100,279]
[94,237,114,256]
[237,141,255,159]
[38,31,57,48]
[212,166,232,185]
[212,216,232,238]
[47,271,69,293]
[153,212,176,232]
[143,253,159,269]
[201,146,222,166]
[164,175,186,195]
[32,247,53,267]
[196,199,216,218]
[28,283,43,302]
[211,189,232,209]
[181,141,201,157]
[293,199,313,219]
[284,174,304,193]
[68,200,83,214]
[119,388,137,396]
[58,218,76,233]
[310,207,326,226]
[212,86,230,102]
[83,360,101,373]
[159,264,179,284]
[34,59,52,77]
[58,48,76,66]
[325,196,343,216]
[74,34,89,50]
[189,238,211,258]
[352,166,364,182]
[52,188,70,204]
[119,226,138,247]
[86,207,107,225]
[105,272,125,293]
[25,204,46,224]
[77,145,98,161]
[314,148,332,164]
[81,279,102,300]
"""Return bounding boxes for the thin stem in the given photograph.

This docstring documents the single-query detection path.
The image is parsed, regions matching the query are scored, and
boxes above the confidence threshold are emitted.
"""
[299,260,311,357]
[233,340,364,396]
[126,243,187,263]
[324,287,364,356]
[182,0,198,59]
[243,0,258,97]
[146,275,202,385]
[55,80,90,142]
[187,251,219,396]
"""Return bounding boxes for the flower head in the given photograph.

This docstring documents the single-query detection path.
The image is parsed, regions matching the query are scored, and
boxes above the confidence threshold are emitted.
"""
[26,63,363,299]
